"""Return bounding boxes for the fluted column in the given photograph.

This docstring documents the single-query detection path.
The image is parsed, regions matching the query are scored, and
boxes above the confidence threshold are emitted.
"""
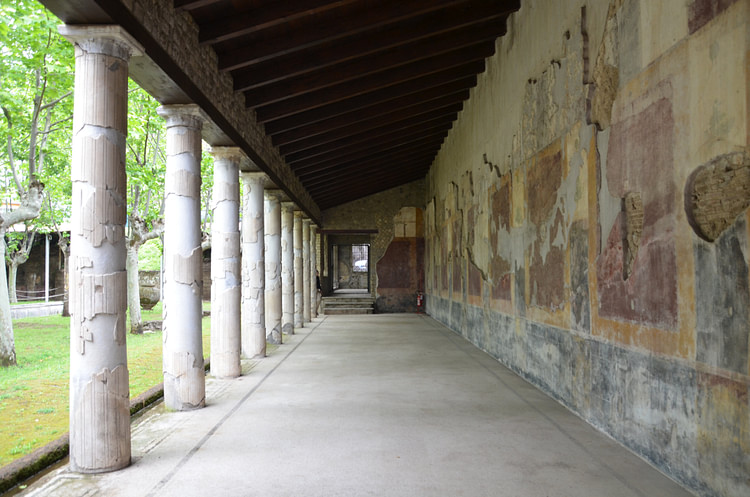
[293,212,304,328]
[281,202,295,335]
[240,172,266,358]
[264,190,282,345]
[158,104,205,411]
[209,147,241,379]
[302,219,311,322]
[61,25,141,474]
[310,224,319,318]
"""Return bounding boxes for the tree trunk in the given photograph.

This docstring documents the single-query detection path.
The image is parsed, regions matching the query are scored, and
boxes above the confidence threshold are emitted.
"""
[0,240,17,367]
[126,243,143,334]
[61,250,70,317]
[8,263,18,303]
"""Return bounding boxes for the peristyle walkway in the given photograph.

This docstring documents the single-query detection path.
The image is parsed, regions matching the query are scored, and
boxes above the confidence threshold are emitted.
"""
[19,314,693,497]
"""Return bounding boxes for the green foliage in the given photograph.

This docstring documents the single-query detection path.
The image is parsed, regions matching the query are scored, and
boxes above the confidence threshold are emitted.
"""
[0,0,74,222]
[126,80,167,225]
[138,238,162,271]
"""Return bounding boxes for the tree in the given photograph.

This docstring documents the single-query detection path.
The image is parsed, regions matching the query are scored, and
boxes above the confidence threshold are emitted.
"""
[0,0,74,366]
[125,82,167,334]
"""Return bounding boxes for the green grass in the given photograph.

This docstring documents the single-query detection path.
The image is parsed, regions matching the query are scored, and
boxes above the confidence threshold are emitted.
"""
[0,302,211,467]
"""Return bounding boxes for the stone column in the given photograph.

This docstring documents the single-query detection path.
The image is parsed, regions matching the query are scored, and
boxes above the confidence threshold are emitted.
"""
[264,191,282,345]
[209,147,241,379]
[158,104,205,411]
[240,172,266,358]
[281,202,295,335]
[310,224,318,317]
[61,25,141,473]
[293,212,304,328]
[302,219,311,322]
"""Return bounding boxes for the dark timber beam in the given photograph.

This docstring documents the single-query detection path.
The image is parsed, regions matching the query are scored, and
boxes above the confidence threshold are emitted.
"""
[199,1,356,45]
[254,60,485,121]
[234,19,504,93]
[217,0,467,71]
[245,44,492,108]
[291,133,447,173]
[262,75,476,133]
[284,119,455,165]
[279,103,462,156]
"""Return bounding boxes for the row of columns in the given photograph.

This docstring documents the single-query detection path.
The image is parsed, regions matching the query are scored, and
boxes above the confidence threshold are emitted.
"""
[62,26,320,473]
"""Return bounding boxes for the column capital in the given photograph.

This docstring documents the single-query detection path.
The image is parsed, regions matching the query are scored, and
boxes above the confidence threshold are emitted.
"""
[281,201,295,211]
[240,171,268,183]
[264,189,285,201]
[157,104,207,129]
[59,25,143,59]
[209,146,245,162]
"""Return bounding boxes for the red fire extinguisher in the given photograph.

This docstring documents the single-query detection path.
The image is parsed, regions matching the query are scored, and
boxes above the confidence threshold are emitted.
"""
[416,292,424,313]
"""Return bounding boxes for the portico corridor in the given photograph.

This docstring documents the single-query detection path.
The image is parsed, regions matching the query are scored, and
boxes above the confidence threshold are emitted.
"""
[18,314,692,497]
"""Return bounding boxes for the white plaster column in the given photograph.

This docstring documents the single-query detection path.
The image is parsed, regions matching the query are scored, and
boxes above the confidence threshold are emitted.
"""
[310,224,319,317]
[293,211,304,328]
[158,104,205,411]
[209,147,241,379]
[264,190,283,345]
[240,172,266,358]
[61,25,141,473]
[281,202,295,335]
[302,218,311,322]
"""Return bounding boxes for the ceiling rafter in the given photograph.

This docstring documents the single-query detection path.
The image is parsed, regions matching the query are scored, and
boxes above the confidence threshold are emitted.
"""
[292,133,448,174]
[215,0,468,71]
[294,136,446,177]
[177,0,520,209]
[232,14,506,93]
[279,103,462,157]
[272,89,470,147]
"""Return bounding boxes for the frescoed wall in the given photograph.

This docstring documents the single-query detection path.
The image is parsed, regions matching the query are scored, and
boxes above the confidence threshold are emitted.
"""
[424,1,749,496]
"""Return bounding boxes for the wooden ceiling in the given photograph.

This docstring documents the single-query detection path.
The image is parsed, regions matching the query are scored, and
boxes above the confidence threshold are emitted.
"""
[177,0,520,210]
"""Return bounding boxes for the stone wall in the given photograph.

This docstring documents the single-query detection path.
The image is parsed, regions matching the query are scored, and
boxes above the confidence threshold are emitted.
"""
[323,180,425,310]
[424,1,749,496]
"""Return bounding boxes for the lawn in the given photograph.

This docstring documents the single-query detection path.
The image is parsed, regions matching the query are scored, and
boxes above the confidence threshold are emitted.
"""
[0,303,211,468]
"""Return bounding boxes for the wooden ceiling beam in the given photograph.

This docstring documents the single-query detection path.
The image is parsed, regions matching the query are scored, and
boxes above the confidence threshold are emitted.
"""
[263,75,476,133]
[298,146,436,181]
[273,89,469,146]
[301,152,436,188]
[253,60,485,122]
[217,0,467,71]
[292,132,447,173]
[279,103,462,156]
[199,0,355,45]
[313,170,426,207]
[233,16,505,93]
[284,113,457,164]
[244,43,492,108]
[174,0,222,12]
[294,137,445,177]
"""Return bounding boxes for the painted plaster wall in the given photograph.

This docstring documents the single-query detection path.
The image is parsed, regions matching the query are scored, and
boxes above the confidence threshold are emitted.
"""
[323,180,425,310]
[424,1,749,496]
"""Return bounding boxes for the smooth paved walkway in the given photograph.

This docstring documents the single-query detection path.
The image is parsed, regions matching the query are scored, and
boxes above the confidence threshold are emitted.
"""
[19,314,694,497]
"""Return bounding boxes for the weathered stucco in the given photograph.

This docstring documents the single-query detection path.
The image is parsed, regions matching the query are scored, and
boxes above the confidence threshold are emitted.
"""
[424,1,749,496]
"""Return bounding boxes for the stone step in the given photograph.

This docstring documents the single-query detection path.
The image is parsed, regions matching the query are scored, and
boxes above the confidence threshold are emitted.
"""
[321,296,374,315]
[324,307,374,315]
[322,300,374,307]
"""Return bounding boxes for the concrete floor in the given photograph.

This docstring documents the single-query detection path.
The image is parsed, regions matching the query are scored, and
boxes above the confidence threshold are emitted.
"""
[18,314,694,497]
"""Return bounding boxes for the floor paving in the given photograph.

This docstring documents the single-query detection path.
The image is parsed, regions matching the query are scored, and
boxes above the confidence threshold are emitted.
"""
[17,314,695,497]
